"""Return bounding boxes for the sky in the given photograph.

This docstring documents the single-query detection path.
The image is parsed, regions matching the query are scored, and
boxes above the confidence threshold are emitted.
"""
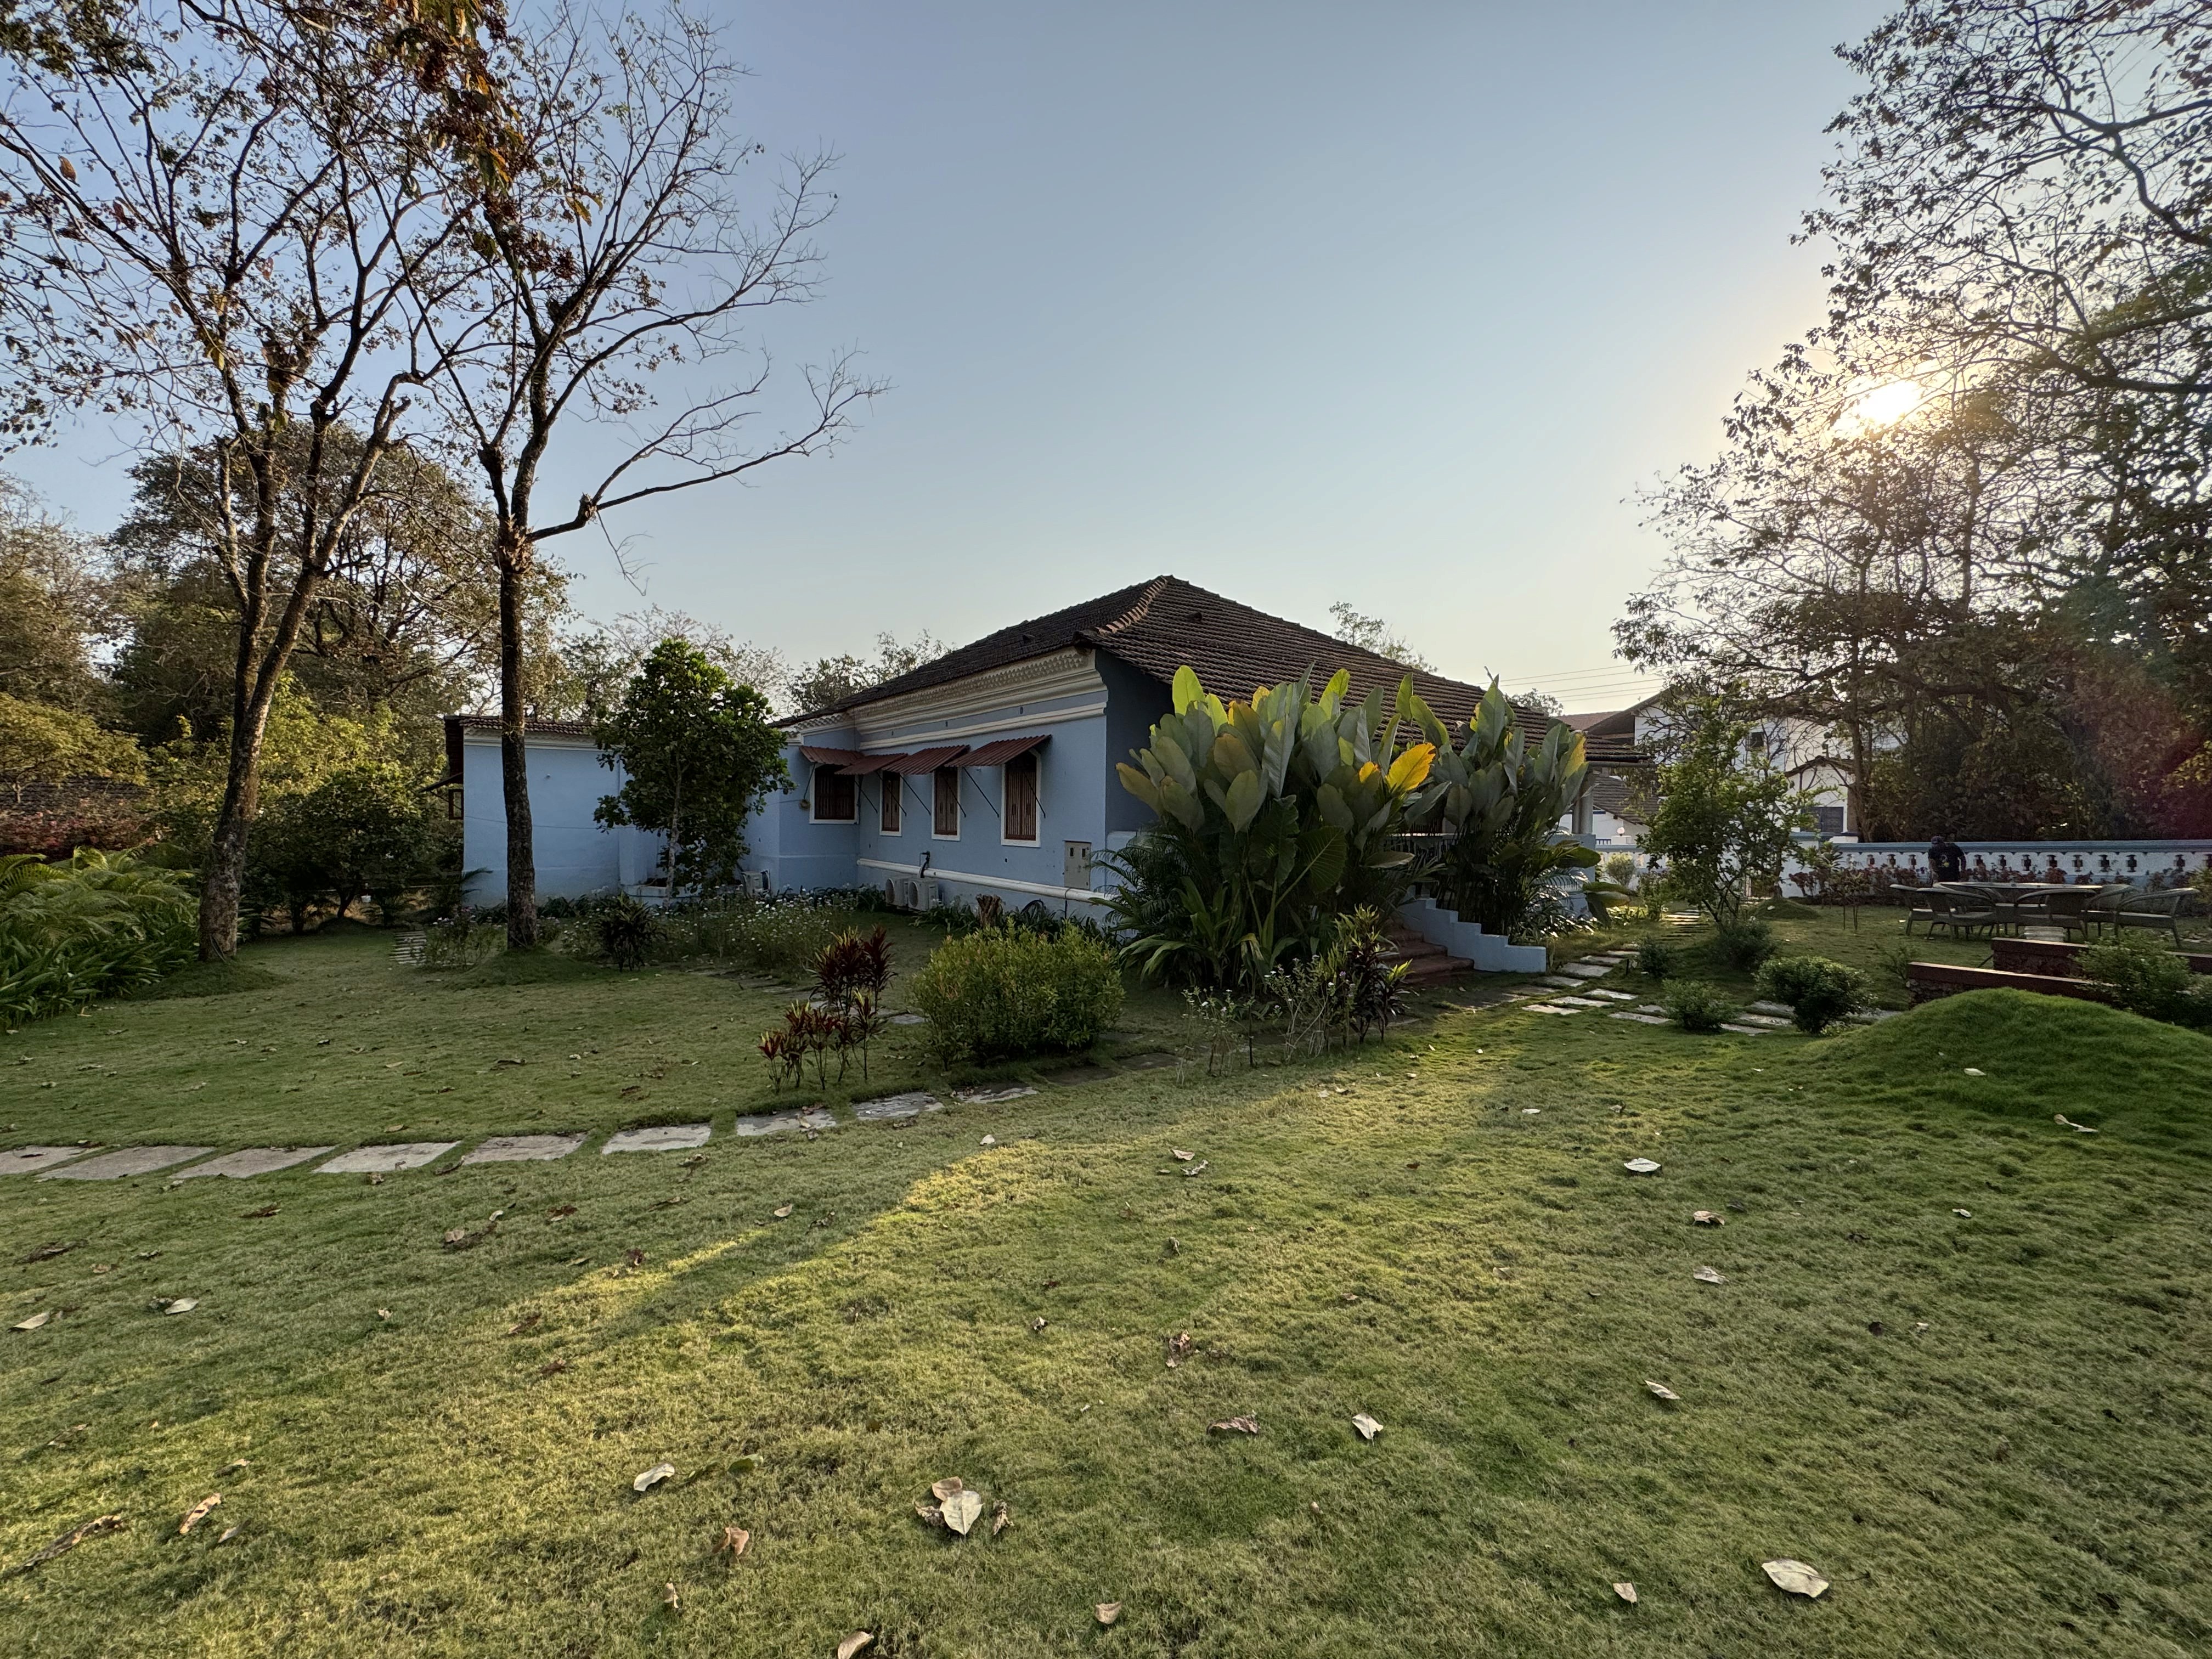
[13,0,1892,716]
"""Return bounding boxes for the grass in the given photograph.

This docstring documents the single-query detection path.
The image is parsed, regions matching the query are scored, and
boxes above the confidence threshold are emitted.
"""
[3,921,2210,1655]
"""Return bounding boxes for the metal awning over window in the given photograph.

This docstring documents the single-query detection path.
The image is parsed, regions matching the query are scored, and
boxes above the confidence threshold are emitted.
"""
[798,746,869,771]
[838,752,908,775]
[952,733,1050,768]
[881,744,968,775]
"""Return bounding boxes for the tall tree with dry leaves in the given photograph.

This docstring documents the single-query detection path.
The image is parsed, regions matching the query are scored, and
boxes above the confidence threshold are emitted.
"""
[417,3,876,949]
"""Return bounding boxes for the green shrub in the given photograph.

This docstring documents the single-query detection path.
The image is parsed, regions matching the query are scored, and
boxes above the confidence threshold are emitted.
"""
[415,912,503,970]
[1756,953,1871,1034]
[1714,917,1778,971]
[662,893,856,979]
[590,895,664,971]
[0,850,196,1024]
[2078,933,2200,1024]
[1632,936,1675,979]
[1662,979,1739,1033]
[909,926,1126,1062]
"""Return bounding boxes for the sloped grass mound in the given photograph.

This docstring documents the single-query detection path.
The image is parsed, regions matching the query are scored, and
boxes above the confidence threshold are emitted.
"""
[1798,988,2212,1155]
[121,953,285,1000]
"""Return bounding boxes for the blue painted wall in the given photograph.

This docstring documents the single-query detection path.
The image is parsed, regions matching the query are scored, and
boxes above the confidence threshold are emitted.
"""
[458,731,664,904]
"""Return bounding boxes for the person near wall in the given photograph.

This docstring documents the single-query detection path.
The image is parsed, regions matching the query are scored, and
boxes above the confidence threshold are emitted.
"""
[1928,833,1967,884]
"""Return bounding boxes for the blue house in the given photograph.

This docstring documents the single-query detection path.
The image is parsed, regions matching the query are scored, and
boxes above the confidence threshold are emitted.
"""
[450,577,1633,966]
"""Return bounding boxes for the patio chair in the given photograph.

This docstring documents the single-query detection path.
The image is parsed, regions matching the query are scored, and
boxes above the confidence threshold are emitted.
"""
[1910,887,1996,940]
[2083,885,2134,940]
[2022,885,2094,939]
[2112,888,2190,944]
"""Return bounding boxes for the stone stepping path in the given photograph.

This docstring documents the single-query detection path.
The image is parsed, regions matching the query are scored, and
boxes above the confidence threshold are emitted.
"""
[602,1124,712,1154]
[732,1108,838,1136]
[173,1146,332,1180]
[1548,995,1611,1009]
[1558,963,1612,980]
[3,1146,100,1175]
[851,1092,941,1122]
[1584,988,1637,1002]
[319,1142,458,1174]
[42,1146,211,1182]
[954,1085,1037,1104]
[1539,975,1585,990]
[461,1134,585,1165]
[1610,1011,1670,1026]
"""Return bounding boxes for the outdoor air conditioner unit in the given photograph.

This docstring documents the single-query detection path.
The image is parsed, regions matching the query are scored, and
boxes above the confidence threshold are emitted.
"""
[898,879,921,910]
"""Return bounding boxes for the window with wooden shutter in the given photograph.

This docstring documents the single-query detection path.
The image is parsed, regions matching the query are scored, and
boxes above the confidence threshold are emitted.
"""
[933,766,960,837]
[1003,752,1039,842]
[880,774,901,833]
[812,768,856,822]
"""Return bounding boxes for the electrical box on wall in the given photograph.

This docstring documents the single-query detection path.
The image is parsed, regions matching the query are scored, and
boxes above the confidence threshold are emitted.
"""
[1063,840,1092,889]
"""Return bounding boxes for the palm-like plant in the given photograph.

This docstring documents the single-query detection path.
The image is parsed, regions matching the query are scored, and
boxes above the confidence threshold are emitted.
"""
[1397,681,1600,938]
[0,849,196,1024]
[1111,666,1435,990]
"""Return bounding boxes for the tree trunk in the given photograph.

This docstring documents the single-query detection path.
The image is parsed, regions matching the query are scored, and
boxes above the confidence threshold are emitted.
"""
[196,655,285,961]
[498,545,540,950]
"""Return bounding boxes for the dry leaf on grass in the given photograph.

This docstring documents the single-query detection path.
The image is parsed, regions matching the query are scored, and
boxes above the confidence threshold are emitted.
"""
[1030,1317,1046,1332]
[178,1494,221,1534]
[16,1511,125,1570]
[1692,1267,1726,1285]
[1165,1331,1192,1368]
[991,1500,1009,1537]
[19,1242,73,1264]
[980,1135,997,1147]
[506,1313,541,1337]
[1963,1067,1984,1076]
[548,1204,577,1218]
[1183,1160,1209,1177]
[633,1463,676,1494]
[13,1310,52,1331]
[1171,1149,1194,1161]
[772,1204,793,1219]
[837,1633,874,1659]
[1644,1380,1680,1402]
[941,1489,985,1536]
[1953,1208,1972,1218]
[1691,1210,1724,1227]
[216,1525,241,1544]
[540,1359,569,1377]
[1612,1581,1638,1604]
[2054,1114,2097,1133]
[623,1248,646,1267]
[1623,1158,1661,1175]
[714,1526,749,1561]
[930,1477,966,1501]
[913,1503,942,1527]
[1351,1413,1381,1441]
[1209,1416,1260,1436]
[1095,1602,1122,1626]
[1762,1558,1830,1598]
[161,1298,198,1316]
[662,1581,681,1611]
[242,1205,278,1218]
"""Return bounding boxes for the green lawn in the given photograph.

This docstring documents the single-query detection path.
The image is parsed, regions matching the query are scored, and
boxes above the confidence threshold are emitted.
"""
[3,919,2209,1656]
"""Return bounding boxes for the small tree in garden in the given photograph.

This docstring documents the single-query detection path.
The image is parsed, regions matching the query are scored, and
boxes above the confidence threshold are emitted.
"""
[1640,698,1812,930]
[592,640,787,897]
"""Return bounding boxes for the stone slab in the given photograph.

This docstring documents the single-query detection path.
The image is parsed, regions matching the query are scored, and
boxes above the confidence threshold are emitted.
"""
[600,1124,711,1154]
[1584,988,1638,1001]
[1610,1012,1672,1026]
[172,1146,335,1180]
[460,1134,585,1165]
[1718,1023,1776,1036]
[853,1091,943,1122]
[317,1141,458,1173]
[1747,1000,1794,1016]
[888,1012,928,1025]
[1734,1013,1793,1029]
[1526,1003,1579,1016]
[953,1085,1038,1104]
[1539,976,1583,989]
[1550,995,1610,1009]
[729,1109,836,1137]
[1846,1008,1901,1023]
[1,1146,99,1175]
[41,1146,212,1181]
[1560,963,1611,979]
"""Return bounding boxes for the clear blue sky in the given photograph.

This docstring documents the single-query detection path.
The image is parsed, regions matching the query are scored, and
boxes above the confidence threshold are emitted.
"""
[16,0,1889,714]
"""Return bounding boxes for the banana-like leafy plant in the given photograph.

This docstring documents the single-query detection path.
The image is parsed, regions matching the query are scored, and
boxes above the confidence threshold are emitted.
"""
[1397,680,1600,938]
[1110,666,1435,990]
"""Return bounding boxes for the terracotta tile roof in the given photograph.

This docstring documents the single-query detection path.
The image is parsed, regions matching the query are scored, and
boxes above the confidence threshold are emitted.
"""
[791,577,1643,762]
[444,714,596,739]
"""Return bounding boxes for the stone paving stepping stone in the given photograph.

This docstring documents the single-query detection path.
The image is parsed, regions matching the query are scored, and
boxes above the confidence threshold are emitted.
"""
[853,1091,943,1122]
[460,1134,585,1165]
[1846,1008,1900,1023]
[1734,1013,1793,1029]
[1610,1012,1671,1025]
[1550,995,1610,1008]
[41,1146,213,1181]
[173,1146,334,1180]
[600,1124,711,1154]
[1,1146,99,1175]
[1584,988,1637,1001]
[730,1108,836,1136]
[1718,1023,1776,1036]
[888,1012,928,1025]
[1560,962,1611,979]
[1747,1000,1794,1016]
[1540,974,1583,989]
[1526,1003,1578,1016]
[954,1084,1038,1104]
[317,1142,459,1174]
[1637,1003,1666,1014]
